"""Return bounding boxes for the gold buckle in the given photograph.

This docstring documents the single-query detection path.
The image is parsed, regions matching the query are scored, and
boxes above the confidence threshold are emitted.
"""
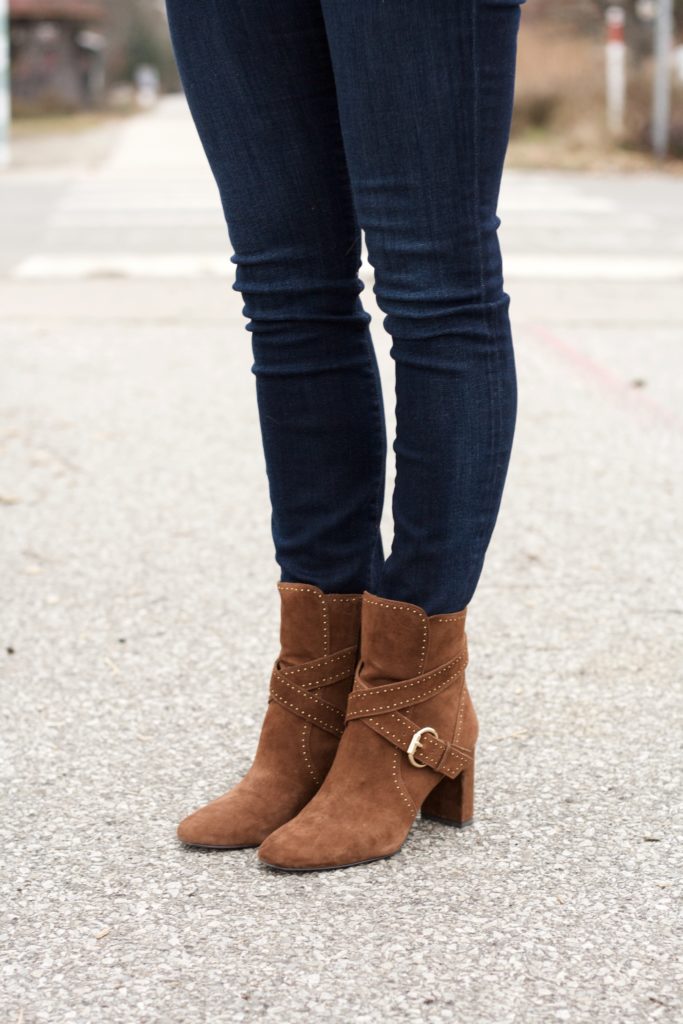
[407,726,438,768]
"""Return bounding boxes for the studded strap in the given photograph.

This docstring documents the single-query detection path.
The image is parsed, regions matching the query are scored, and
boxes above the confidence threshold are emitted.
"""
[269,644,358,738]
[345,639,472,778]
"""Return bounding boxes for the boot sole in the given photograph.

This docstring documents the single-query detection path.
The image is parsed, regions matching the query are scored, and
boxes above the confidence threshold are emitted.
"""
[179,840,260,850]
[421,813,474,828]
[259,816,474,870]
[259,851,399,873]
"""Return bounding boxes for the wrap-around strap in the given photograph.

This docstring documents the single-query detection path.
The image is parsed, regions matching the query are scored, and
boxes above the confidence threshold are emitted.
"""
[345,640,472,779]
[269,644,357,738]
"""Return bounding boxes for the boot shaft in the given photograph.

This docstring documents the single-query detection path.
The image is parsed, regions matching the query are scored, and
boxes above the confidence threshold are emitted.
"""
[359,592,468,684]
[278,583,363,667]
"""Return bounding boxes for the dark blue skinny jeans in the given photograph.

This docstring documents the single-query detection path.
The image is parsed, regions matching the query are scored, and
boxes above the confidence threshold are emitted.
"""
[166,0,523,614]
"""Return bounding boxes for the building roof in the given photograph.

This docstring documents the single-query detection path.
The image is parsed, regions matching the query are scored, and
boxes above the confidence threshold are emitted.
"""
[10,0,105,20]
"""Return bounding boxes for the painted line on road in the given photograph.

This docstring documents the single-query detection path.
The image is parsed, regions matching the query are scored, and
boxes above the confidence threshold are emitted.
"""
[504,254,683,282]
[526,321,682,434]
[11,253,232,279]
[50,212,223,227]
[11,252,683,282]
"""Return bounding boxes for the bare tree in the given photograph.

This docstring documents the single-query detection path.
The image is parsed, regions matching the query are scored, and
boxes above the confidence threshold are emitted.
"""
[103,0,178,89]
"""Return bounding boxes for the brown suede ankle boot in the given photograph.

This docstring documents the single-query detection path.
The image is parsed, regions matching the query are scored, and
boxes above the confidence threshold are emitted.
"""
[258,591,478,870]
[177,583,362,849]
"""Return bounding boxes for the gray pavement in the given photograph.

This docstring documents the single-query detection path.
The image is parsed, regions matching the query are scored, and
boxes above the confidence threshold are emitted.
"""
[1,97,682,1024]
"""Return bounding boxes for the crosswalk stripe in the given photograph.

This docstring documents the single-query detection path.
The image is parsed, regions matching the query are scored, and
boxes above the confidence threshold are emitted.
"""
[11,252,683,282]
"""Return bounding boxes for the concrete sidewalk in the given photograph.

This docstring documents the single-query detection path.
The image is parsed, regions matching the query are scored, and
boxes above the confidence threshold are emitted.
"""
[1,98,682,1023]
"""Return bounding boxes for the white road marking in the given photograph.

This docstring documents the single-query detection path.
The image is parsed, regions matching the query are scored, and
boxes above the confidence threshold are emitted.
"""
[505,254,683,281]
[12,253,232,279]
[51,211,224,227]
[11,251,683,281]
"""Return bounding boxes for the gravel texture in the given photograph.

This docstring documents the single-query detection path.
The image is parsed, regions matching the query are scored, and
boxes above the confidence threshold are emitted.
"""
[1,98,681,1024]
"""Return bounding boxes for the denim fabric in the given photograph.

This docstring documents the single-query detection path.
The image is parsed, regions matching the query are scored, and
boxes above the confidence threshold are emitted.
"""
[166,0,523,614]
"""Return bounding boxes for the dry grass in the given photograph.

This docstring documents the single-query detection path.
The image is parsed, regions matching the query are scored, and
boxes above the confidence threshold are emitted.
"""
[10,110,134,140]
[510,22,683,171]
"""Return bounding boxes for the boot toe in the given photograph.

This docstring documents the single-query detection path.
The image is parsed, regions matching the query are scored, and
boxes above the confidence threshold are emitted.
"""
[258,812,392,871]
[177,796,264,849]
[258,823,319,870]
[176,811,248,849]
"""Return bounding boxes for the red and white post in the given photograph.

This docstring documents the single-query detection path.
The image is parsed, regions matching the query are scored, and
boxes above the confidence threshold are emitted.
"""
[652,0,674,158]
[0,0,9,168]
[606,5,627,139]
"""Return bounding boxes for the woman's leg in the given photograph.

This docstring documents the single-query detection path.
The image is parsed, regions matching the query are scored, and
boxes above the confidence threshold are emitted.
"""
[168,0,386,850]
[165,0,386,594]
[320,0,522,613]
[259,0,524,871]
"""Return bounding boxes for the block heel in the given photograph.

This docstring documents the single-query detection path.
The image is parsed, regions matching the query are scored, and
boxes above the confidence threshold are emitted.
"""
[421,756,475,828]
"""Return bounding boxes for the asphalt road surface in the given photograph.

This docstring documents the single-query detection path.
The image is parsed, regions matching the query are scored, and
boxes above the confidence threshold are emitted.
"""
[1,96,682,1024]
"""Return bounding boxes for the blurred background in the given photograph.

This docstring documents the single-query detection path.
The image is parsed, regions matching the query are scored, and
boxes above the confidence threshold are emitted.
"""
[3,0,683,164]
[7,0,178,116]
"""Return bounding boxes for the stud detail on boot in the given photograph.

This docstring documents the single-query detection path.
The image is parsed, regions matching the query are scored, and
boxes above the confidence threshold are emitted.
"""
[177,583,362,849]
[258,591,478,871]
